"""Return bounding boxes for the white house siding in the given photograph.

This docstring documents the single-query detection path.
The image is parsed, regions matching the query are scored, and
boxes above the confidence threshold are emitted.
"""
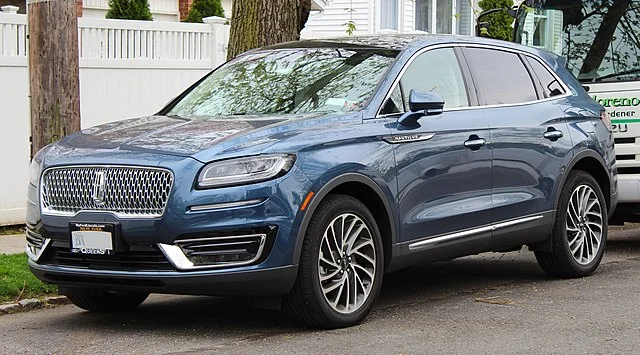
[301,0,372,39]
[403,0,415,32]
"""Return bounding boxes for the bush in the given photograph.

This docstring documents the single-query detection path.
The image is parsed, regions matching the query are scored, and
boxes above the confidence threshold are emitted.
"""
[184,0,224,23]
[478,0,514,41]
[106,0,153,21]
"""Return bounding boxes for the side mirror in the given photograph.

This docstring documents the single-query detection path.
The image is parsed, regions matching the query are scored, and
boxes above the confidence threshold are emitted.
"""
[398,90,445,127]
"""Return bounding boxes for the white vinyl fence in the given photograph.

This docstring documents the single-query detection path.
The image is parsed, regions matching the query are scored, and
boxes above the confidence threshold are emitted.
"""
[0,12,229,225]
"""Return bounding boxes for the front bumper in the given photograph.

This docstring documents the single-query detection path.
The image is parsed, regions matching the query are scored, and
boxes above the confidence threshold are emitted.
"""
[27,153,314,296]
[29,260,298,296]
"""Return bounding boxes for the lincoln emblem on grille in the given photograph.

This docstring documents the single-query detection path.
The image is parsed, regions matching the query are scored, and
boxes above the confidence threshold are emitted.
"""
[91,171,106,206]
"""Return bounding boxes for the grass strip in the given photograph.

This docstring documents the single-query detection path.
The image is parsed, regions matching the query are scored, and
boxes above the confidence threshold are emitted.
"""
[0,253,57,303]
[0,225,25,236]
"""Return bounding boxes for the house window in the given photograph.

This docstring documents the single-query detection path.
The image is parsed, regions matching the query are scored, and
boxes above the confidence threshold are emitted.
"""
[532,14,548,47]
[456,0,472,35]
[416,0,456,34]
[380,0,400,30]
[415,0,432,32]
[436,0,452,34]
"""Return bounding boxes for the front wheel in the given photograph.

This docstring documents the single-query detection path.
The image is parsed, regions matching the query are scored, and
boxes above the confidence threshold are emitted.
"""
[60,287,149,312]
[535,171,607,278]
[284,194,384,328]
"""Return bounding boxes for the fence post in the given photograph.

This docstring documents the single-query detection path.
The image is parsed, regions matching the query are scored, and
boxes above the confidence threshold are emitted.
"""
[202,16,228,68]
[1,5,20,13]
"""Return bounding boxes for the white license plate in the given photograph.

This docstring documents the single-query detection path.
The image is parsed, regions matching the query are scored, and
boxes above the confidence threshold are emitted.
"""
[70,225,114,255]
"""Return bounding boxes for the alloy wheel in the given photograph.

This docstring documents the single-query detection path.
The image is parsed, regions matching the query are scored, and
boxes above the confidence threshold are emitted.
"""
[566,184,603,265]
[317,213,376,314]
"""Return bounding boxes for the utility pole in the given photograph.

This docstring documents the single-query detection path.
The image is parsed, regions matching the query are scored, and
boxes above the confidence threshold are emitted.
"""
[28,0,80,156]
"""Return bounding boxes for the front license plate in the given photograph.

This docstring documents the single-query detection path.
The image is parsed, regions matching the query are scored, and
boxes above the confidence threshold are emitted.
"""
[70,223,114,255]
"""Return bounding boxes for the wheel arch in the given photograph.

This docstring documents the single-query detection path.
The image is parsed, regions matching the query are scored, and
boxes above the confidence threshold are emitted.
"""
[292,173,397,270]
[561,150,612,214]
[532,149,612,253]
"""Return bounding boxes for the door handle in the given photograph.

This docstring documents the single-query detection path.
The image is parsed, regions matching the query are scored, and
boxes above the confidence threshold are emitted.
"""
[543,128,563,141]
[464,136,486,150]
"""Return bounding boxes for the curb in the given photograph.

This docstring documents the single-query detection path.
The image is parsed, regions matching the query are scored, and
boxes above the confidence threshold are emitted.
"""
[0,296,69,316]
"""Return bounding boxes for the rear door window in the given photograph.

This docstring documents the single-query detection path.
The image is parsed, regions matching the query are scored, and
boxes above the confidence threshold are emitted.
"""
[464,48,538,105]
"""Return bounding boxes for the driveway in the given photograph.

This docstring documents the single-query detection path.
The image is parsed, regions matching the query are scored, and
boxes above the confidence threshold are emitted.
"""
[2,227,640,353]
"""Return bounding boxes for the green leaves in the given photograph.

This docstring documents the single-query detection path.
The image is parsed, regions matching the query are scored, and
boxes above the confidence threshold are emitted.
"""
[478,0,513,41]
[184,0,225,23]
[106,0,153,21]
[343,20,356,36]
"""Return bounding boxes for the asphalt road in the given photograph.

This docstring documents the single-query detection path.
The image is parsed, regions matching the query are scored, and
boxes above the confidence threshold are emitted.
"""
[2,227,640,354]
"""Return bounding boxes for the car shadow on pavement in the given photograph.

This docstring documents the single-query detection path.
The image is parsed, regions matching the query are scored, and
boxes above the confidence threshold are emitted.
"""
[47,251,559,333]
[605,239,640,255]
[376,251,548,310]
[50,243,638,333]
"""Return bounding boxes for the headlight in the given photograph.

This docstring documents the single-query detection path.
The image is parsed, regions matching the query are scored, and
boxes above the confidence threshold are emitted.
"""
[197,154,296,188]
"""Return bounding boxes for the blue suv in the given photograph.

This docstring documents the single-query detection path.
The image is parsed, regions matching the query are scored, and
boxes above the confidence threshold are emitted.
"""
[27,35,617,328]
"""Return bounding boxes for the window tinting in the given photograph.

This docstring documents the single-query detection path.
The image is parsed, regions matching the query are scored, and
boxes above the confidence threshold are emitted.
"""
[525,56,566,98]
[465,48,537,105]
[399,48,469,109]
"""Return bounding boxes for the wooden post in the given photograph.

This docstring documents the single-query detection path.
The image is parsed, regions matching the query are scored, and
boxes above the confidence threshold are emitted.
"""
[28,0,80,157]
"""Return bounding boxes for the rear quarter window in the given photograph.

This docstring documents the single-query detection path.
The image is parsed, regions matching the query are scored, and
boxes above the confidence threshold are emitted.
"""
[525,56,566,98]
[464,48,538,105]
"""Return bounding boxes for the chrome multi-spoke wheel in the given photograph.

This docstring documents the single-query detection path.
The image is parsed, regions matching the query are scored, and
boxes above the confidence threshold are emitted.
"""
[535,171,607,278]
[285,194,383,328]
[566,184,603,265]
[318,213,376,314]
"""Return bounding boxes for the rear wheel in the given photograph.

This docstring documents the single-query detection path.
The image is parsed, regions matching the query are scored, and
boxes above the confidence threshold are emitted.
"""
[535,171,607,278]
[284,194,384,328]
[60,287,149,312]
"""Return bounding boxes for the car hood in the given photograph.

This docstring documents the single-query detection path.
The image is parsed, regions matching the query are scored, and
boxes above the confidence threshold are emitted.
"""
[61,114,324,158]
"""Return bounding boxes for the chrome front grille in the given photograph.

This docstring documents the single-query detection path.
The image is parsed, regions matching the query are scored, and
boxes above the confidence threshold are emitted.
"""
[41,166,174,218]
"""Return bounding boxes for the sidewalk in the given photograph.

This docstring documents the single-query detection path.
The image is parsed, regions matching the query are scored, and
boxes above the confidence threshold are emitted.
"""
[0,234,25,255]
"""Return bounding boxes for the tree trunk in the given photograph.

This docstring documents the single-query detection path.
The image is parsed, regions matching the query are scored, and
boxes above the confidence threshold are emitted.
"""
[227,0,310,60]
[579,0,631,75]
[28,0,81,156]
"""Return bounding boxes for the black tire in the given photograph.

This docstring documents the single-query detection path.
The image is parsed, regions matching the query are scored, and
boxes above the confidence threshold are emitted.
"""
[535,171,608,278]
[60,287,149,312]
[284,194,384,329]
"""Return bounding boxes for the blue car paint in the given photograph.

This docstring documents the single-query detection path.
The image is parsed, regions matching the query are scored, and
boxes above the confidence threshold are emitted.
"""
[27,35,617,296]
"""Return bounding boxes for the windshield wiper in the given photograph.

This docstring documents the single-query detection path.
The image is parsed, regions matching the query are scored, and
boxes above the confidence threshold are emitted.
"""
[165,114,190,121]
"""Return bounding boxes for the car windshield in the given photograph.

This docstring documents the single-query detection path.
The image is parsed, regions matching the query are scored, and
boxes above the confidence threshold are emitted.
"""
[167,47,399,118]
